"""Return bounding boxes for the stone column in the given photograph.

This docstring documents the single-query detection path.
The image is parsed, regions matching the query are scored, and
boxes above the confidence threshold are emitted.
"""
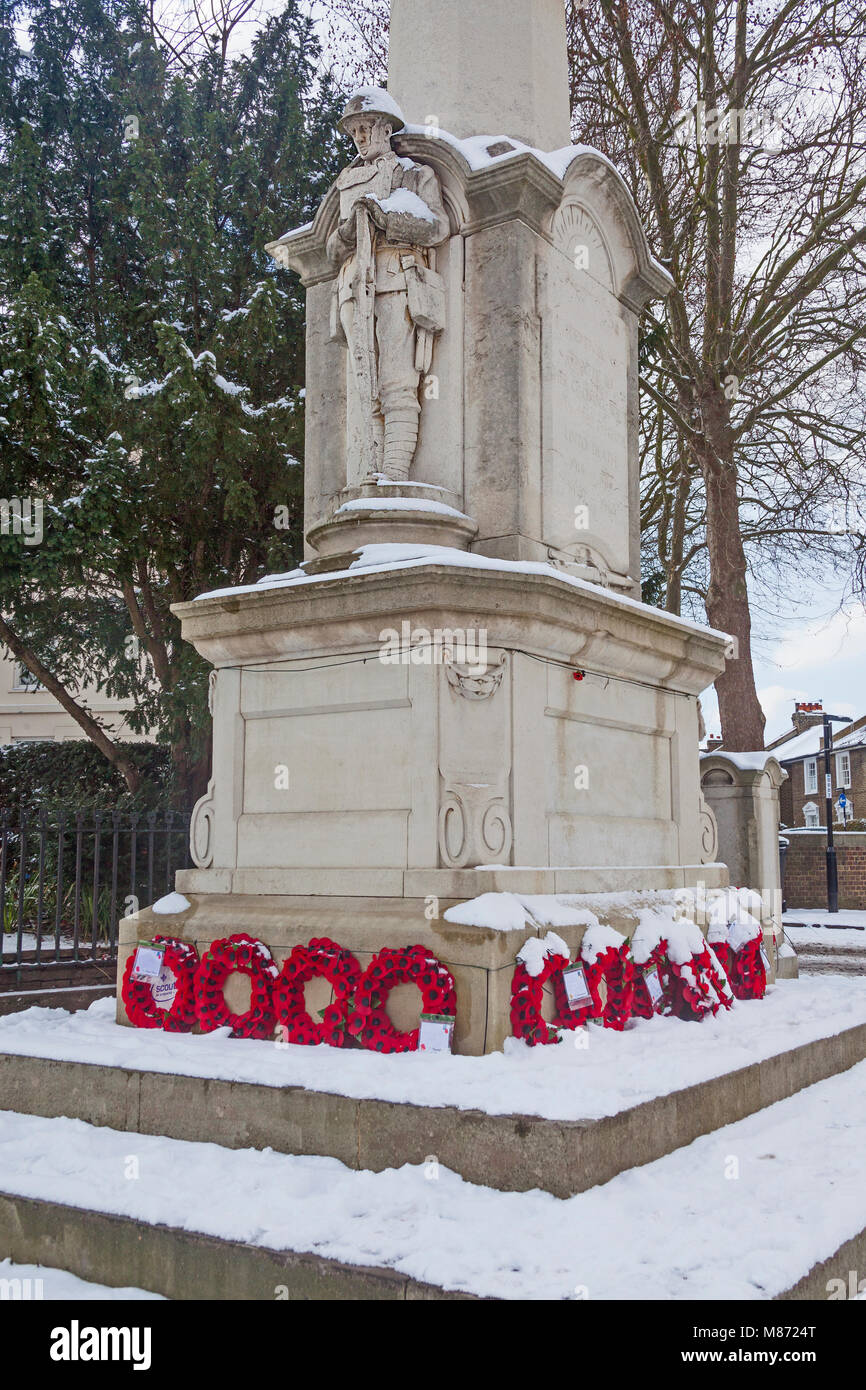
[700,752,792,973]
[388,0,572,151]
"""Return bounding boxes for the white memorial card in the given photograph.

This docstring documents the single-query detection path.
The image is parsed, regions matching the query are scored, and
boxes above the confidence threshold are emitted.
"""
[644,966,663,1005]
[151,962,177,1010]
[562,964,593,1010]
[419,1013,455,1053]
[131,941,165,983]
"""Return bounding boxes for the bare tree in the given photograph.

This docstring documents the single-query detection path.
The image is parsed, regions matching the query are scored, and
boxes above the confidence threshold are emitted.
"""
[147,0,273,72]
[308,0,387,86]
[568,0,866,748]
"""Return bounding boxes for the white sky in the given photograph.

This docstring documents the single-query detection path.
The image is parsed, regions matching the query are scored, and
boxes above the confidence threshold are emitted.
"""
[700,586,864,743]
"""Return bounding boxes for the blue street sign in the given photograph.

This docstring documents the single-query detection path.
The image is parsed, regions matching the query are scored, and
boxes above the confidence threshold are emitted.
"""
[839,792,848,808]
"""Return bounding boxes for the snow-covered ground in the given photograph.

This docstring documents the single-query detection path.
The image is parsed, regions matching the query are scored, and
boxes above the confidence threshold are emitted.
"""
[0,977,865,1122]
[784,909,866,951]
[786,926,866,950]
[784,908,866,926]
[0,1258,163,1300]
[1,1057,866,1299]
[1,933,106,954]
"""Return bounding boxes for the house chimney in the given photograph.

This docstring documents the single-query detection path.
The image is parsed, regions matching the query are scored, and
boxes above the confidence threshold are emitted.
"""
[706,734,724,751]
[792,700,824,733]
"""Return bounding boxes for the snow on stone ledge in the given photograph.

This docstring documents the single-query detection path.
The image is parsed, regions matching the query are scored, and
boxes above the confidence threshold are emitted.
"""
[700,750,781,773]
[335,498,471,520]
[150,892,191,916]
[194,541,730,644]
[443,892,598,933]
[2,978,866,1125]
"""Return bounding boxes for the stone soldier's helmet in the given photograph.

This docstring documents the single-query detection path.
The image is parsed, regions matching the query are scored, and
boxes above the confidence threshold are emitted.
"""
[339,86,407,135]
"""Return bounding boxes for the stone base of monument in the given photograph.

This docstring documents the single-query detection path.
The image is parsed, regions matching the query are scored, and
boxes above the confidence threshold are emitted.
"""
[151,549,750,1056]
[116,879,738,1055]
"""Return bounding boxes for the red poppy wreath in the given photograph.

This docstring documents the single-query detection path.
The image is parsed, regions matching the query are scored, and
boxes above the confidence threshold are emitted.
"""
[631,919,734,1022]
[510,934,571,1046]
[274,937,362,1047]
[568,928,636,1031]
[347,944,457,1053]
[194,933,279,1039]
[708,916,767,1001]
[122,935,199,1032]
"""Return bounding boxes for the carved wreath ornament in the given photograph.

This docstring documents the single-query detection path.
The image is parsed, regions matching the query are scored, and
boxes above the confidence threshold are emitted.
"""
[444,652,507,700]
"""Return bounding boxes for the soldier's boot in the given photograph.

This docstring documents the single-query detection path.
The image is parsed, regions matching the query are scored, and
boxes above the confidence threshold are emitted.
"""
[383,406,420,482]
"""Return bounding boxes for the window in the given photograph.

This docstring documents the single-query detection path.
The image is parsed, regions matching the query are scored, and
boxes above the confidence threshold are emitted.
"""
[803,802,820,829]
[804,758,818,795]
[12,663,43,693]
[836,750,852,789]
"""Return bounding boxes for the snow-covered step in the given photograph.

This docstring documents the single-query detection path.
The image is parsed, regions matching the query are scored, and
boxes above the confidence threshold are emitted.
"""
[2,1058,866,1300]
[801,957,866,978]
[2,981,866,1197]
[0,1257,163,1300]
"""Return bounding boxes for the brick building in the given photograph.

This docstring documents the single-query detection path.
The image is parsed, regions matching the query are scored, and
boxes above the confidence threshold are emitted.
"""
[767,702,866,830]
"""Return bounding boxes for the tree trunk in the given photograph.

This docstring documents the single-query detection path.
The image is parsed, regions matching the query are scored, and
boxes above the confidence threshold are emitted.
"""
[664,448,691,614]
[169,719,212,811]
[702,456,766,751]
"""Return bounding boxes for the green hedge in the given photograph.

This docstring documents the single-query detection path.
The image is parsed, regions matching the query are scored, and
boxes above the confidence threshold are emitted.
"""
[0,740,174,818]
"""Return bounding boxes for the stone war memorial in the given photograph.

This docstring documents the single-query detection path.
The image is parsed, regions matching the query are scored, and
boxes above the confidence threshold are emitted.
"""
[118,0,785,1055]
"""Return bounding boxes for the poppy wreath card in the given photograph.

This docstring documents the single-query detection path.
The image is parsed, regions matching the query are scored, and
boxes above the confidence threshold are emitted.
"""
[122,936,199,1032]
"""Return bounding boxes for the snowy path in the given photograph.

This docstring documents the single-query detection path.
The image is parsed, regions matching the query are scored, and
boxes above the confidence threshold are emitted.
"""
[1,1058,866,1300]
[784,909,866,929]
[0,1258,163,1300]
[0,978,864,1122]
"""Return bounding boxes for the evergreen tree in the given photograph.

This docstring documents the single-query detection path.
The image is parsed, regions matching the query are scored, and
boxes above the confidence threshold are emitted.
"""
[0,0,344,804]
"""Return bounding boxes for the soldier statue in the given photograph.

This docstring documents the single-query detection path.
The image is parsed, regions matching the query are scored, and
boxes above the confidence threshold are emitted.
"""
[326,88,450,483]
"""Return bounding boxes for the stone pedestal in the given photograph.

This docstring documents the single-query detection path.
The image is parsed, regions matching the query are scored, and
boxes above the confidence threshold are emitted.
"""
[115,550,733,1055]
[176,557,727,890]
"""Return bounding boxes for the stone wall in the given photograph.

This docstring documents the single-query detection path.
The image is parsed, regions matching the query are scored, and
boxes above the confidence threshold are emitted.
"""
[781,831,866,910]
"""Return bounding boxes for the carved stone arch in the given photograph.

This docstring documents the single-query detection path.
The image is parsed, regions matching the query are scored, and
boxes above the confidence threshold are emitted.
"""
[702,768,735,788]
[549,201,615,291]
[556,150,673,311]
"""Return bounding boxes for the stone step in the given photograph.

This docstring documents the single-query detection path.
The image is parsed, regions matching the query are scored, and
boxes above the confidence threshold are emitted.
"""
[2,1069,866,1301]
[794,945,866,977]
[2,1014,866,1199]
[0,1190,469,1302]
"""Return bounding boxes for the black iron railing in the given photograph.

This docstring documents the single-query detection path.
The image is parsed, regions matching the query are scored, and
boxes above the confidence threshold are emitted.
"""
[0,809,191,969]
